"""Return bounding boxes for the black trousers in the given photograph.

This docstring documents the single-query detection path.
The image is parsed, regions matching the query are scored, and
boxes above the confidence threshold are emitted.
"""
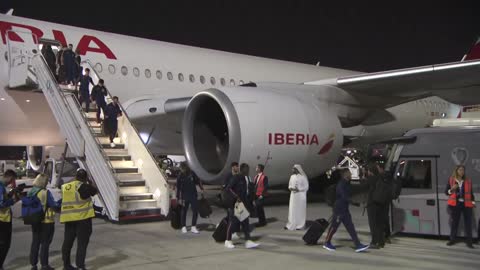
[181,199,198,227]
[30,223,55,267]
[384,203,391,239]
[325,211,361,247]
[255,197,266,224]
[367,203,387,245]
[78,93,90,113]
[106,121,118,143]
[62,218,93,268]
[96,102,106,123]
[0,221,12,268]
[449,203,473,243]
[226,208,250,241]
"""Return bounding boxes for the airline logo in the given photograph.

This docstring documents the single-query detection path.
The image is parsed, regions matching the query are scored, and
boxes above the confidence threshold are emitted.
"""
[268,133,335,155]
[0,21,117,59]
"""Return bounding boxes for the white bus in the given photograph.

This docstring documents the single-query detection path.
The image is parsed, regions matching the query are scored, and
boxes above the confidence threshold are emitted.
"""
[386,125,480,237]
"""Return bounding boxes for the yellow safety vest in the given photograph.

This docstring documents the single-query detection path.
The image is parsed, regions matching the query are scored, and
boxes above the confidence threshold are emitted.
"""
[37,189,55,224]
[0,186,11,222]
[60,180,95,223]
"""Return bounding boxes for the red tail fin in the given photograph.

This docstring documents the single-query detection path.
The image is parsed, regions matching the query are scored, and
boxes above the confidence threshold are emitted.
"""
[462,37,480,61]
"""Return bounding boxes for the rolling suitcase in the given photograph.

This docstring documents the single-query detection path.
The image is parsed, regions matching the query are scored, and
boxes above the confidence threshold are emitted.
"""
[302,217,331,245]
[170,205,182,229]
[212,217,229,242]
[198,196,212,218]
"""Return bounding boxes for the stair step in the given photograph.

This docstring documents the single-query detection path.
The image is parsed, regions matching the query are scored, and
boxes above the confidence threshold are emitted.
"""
[120,193,153,201]
[118,179,146,187]
[98,137,122,144]
[113,167,138,174]
[110,160,135,168]
[118,207,163,221]
[116,173,143,181]
[120,186,148,194]
[102,143,125,149]
[120,199,157,209]
[107,155,131,161]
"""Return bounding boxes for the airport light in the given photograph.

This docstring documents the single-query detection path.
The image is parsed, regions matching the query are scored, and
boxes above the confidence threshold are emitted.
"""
[26,99,31,103]
[0,98,5,101]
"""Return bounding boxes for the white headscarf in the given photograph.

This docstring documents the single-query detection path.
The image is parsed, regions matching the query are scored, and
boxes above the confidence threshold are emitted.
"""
[293,164,307,178]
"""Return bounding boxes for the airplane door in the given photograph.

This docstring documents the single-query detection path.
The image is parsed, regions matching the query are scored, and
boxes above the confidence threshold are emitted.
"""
[391,157,440,236]
[7,30,39,88]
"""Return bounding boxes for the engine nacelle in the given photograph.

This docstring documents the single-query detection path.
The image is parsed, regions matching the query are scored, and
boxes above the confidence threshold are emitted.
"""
[182,86,343,185]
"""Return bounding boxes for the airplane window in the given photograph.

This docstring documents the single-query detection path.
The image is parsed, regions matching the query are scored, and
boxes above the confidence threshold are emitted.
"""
[145,69,151,78]
[108,64,116,74]
[210,77,216,85]
[239,80,244,85]
[121,66,128,76]
[230,79,235,86]
[200,75,205,84]
[156,70,162,80]
[133,67,140,77]
[220,78,226,86]
[178,73,184,82]
[94,63,103,73]
[167,72,173,80]
[189,74,195,83]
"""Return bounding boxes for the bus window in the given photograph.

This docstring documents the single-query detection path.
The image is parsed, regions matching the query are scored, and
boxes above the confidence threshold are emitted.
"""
[396,159,432,189]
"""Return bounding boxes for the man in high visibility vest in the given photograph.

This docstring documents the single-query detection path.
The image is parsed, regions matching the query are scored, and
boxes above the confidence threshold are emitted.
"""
[60,169,97,270]
[0,169,18,270]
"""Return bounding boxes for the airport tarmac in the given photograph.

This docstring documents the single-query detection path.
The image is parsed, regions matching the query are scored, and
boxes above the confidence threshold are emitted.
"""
[4,202,480,270]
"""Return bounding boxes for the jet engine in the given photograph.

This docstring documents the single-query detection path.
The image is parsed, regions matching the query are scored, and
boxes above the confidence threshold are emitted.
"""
[182,86,343,185]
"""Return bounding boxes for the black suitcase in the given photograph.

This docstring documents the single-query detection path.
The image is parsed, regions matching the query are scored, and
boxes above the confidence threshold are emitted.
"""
[302,218,330,245]
[212,217,229,242]
[198,197,212,218]
[170,205,182,229]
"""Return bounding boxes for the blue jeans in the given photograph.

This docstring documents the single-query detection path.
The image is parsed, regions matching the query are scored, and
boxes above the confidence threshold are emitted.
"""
[181,199,198,227]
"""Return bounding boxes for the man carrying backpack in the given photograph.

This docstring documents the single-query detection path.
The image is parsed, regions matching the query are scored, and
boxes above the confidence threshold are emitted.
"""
[26,173,60,270]
[370,163,393,248]
[60,169,97,270]
[0,170,17,270]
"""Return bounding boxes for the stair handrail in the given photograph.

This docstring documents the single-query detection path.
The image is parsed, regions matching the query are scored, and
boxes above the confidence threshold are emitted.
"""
[81,60,168,179]
[32,54,120,220]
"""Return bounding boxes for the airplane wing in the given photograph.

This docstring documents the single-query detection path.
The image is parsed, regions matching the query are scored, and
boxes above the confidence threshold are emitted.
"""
[305,59,480,106]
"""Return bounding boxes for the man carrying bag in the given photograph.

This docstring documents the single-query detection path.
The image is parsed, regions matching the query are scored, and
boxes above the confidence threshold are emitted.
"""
[224,163,260,249]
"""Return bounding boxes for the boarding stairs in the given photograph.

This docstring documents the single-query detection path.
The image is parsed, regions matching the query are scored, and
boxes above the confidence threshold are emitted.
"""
[6,30,170,222]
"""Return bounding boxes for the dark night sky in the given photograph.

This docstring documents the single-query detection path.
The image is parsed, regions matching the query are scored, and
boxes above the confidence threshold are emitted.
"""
[1,0,479,72]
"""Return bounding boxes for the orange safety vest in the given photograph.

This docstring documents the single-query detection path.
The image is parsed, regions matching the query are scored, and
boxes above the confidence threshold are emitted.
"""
[447,177,474,208]
[255,173,267,196]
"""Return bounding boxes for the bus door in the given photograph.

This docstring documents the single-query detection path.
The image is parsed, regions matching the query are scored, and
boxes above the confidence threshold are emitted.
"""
[392,157,440,236]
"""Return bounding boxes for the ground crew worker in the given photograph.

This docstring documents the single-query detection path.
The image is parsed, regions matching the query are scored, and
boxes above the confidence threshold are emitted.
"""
[445,165,475,248]
[0,170,17,270]
[253,164,268,227]
[28,173,60,270]
[61,169,98,270]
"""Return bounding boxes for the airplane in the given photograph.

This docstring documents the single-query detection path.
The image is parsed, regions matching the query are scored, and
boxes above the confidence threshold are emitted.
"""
[1,10,479,186]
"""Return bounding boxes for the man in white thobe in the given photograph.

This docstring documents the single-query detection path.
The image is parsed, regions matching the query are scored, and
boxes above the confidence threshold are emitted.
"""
[285,164,309,230]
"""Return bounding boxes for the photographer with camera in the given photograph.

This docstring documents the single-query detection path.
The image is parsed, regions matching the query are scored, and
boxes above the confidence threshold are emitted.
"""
[0,169,18,270]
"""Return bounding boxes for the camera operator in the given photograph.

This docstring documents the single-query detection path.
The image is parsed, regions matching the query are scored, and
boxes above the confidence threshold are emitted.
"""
[0,169,18,269]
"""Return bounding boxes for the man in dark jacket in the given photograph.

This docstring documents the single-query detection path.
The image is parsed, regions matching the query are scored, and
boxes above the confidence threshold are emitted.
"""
[323,168,369,253]
[78,68,95,113]
[176,163,204,234]
[224,163,259,249]
[105,96,122,147]
[63,44,76,85]
[364,163,386,249]
[41,45,56,74]
[90,79,108,123]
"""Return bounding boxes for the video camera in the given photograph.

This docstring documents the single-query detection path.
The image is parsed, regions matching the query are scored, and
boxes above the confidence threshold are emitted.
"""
[7,183,27,198]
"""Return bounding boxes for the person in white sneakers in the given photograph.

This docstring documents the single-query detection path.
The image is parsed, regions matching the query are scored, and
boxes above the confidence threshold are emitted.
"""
[176,163,204,234]
[224,163,260,249]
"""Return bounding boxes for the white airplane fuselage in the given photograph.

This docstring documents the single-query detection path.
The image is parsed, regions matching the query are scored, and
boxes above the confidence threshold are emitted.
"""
[0,14,462,184]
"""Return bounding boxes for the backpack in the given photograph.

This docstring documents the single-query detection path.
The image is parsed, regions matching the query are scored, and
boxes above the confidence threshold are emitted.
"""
[391,177,402,200]
[373,178,393,204]
[324,184,337,207]
[21,190,46,225]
